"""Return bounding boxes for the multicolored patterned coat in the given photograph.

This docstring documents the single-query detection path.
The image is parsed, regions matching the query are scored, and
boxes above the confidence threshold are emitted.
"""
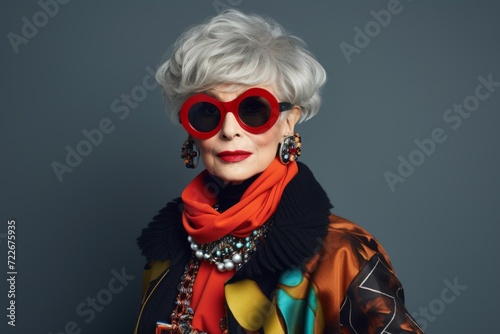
[224,214,423,333]
[135,163,424,333]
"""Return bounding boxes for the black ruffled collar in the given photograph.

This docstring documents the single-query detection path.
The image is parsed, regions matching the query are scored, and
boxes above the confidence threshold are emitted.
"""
[137,162,333,278]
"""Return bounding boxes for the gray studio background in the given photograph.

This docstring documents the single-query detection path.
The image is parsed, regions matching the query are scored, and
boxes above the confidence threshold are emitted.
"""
[2,1,499,333]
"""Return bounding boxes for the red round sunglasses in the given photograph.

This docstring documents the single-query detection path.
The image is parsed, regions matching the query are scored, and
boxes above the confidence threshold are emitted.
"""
[179,88,294,139]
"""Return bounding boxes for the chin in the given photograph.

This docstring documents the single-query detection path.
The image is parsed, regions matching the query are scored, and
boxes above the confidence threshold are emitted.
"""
[209,165,260,185]
[213,171,253,185]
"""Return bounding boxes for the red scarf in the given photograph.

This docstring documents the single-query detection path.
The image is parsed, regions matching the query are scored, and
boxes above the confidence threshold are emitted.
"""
[181,157,298,333]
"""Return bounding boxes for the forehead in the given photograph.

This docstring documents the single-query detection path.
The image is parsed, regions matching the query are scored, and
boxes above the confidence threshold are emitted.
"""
[203,83,279,101]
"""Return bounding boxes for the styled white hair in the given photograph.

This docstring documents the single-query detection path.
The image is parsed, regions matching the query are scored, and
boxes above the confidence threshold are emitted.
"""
[156,9,327,123]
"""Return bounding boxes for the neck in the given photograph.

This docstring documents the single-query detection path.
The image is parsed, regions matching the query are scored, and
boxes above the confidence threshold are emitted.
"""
[207,173,260,212]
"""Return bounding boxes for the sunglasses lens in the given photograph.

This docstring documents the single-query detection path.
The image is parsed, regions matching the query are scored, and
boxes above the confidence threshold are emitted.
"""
[238,96,272,127]
[188,102,221,132]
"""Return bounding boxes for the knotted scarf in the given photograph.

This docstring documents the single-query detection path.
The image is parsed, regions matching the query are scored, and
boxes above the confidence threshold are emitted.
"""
[181,157,298,333]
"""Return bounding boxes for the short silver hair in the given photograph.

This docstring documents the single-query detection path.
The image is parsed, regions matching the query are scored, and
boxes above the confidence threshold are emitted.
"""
[156,9,327,123]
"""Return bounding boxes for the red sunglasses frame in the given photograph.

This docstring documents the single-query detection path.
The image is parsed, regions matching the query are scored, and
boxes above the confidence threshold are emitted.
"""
[179,88,293,139]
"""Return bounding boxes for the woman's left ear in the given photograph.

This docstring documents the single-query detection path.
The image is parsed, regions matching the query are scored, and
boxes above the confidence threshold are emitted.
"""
[284,106,302,135]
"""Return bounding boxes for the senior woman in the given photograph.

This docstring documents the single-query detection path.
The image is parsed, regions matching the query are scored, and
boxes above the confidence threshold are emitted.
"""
[135,10,423,334]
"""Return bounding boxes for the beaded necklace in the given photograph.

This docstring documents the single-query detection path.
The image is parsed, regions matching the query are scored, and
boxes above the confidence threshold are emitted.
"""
[188,217,272,272]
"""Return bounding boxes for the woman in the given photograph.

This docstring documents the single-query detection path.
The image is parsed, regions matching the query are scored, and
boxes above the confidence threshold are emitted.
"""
[135,10,423,334]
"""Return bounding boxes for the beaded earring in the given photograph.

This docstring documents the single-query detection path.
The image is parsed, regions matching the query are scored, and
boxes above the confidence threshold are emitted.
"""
[278,132,301,164]
[181,139,199,169]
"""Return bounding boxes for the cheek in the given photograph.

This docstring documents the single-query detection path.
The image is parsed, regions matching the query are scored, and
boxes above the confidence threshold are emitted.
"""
[254,137,279,152]
[253,125,285,150]
[194,139,215,163]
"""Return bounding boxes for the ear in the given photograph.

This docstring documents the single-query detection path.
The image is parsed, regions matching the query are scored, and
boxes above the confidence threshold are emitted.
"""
[283,106,302,136]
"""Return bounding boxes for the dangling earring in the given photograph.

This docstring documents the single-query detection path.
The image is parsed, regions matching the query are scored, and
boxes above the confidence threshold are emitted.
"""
[181,139,199,169]
[278,132,301,164]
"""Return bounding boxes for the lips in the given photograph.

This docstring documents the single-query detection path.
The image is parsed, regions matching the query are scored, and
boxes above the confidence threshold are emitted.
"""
[216,150,252,162]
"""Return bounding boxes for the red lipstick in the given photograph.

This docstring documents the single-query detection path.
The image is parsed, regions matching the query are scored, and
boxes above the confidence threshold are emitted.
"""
[216,150,252,162]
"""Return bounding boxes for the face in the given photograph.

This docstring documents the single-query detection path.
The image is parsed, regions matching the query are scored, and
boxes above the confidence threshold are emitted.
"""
[190,84,300,184]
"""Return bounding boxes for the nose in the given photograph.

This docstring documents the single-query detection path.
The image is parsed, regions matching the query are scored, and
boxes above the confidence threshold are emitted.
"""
[219,111,242,139]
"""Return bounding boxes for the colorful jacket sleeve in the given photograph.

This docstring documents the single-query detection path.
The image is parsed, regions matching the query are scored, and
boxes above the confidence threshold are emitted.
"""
[225,214,424,333]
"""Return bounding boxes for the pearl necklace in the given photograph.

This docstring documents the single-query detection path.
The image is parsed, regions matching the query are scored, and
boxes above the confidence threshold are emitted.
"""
[188,219,272,272]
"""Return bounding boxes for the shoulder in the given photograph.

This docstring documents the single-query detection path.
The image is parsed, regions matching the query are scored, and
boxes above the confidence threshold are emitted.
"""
[325,214,391,264]
[307,213,395,291]
[136,197,188,262]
